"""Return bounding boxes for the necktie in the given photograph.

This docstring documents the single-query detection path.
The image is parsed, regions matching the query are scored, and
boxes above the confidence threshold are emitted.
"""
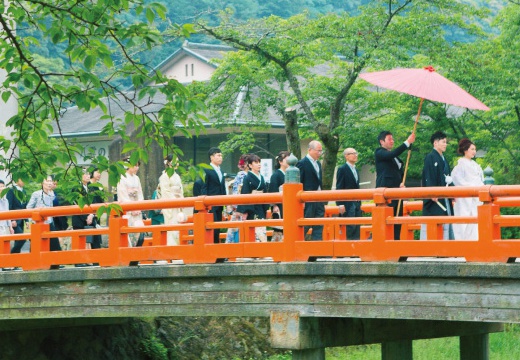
[312,160,320,177]
[351,165,358,182]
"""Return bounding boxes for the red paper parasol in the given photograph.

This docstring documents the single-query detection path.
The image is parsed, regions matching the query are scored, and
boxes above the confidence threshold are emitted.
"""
[359,66,489,111]
[359,66,489,215]
[360,66,489,179]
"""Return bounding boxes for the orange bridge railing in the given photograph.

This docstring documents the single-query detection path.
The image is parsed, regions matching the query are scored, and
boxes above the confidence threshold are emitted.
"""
[1,183,520,270]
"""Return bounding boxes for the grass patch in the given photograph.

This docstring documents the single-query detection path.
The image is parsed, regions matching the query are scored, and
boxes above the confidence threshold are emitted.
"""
[268,324,520,359]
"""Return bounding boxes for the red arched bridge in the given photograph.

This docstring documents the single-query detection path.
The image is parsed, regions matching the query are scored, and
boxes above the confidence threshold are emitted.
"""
[1,183,520,268]
[1,183,520,360]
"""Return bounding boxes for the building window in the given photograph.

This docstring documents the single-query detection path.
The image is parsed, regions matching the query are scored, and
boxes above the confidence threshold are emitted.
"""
[185,64,188,77]
[191,64,194,76]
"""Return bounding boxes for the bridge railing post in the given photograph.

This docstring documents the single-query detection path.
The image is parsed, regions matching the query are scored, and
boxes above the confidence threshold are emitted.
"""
[107,213,126,267]
[367,189,397,261]
[24,213,48,270]
[281,183,304,261]
[372,189,393,242]
[478,186,501,243]
[471,186,502,262]
[190,200,215,263]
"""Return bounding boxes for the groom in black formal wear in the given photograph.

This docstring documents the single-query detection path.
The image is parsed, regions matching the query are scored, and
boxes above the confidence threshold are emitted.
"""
[203,147,227,243]
[297,140,325,241]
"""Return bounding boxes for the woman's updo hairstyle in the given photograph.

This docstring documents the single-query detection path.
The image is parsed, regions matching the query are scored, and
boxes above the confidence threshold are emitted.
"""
[164,154,174,167]
[275,150,291,170]
[457,138,474,155]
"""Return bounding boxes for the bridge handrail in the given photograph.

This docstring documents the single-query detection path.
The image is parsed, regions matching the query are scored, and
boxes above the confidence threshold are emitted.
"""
[1,183,520,270]
[1,185,518,222]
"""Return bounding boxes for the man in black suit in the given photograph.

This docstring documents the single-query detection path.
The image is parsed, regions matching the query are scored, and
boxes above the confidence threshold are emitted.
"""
[297,140,325,241]
[7,178,28,253]
[374,130,415,240]
[421,131,454,240]
[336,147,362,240]
[193,177,204,197]
[203,147,227,243]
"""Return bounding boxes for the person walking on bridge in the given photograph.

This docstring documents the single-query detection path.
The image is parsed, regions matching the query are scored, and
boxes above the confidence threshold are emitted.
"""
[0,180,14,236]
[297,140,325,241]
[236,154,268,242]
[203,147,227,244]
[268,150,290,242]
[421,131,454,240]
[26,175,62,252]
[159,154,185,246]
[336,148,362,240]
[451,138,483,240]
[8,178,28,253]
[374,130,415,240]
[117,157,145,247]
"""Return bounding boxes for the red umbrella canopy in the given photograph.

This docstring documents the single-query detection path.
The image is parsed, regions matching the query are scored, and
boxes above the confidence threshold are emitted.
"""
[359,66,489,111]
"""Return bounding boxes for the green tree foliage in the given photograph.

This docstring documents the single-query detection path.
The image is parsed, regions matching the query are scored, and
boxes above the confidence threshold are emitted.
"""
[197,0,486,189]
[439,2,520,185]
[365,1,519,184]
[0,0,206,212]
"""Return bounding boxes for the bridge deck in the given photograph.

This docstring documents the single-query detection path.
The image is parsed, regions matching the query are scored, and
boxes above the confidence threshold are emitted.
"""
[1,262,519,324]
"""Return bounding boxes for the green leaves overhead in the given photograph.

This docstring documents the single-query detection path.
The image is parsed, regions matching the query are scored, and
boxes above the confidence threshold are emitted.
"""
[198,0,488,189]
[0,0,206,215]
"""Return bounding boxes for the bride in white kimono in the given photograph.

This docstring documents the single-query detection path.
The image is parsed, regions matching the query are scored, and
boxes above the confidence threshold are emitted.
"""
[158,155,185,245]
[451,139,484,240]
[117,159,144,247]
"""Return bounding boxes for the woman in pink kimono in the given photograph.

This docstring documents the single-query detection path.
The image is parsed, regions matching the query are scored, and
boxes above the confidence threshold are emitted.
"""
[451,138,484,240]
[117,159,144,247]
[158,154,185,245]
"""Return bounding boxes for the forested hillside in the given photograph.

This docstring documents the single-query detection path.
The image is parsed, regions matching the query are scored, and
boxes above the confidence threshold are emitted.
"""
[22,0,506,76]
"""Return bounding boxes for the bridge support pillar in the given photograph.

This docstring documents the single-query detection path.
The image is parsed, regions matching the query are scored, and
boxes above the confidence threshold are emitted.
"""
[292,348,325,360]
[270,311,502,360]
[460,333,489,360]
[382,340,412,360]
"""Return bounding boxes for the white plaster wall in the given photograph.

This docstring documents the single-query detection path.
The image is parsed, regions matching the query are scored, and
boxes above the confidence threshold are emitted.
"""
[0,69,18,182]
[163,55,216,82]
[0,13,18,182]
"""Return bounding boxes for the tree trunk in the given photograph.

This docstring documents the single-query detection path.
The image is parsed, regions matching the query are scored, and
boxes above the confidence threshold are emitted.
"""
[320,138,339,190]
[284,107,301,157]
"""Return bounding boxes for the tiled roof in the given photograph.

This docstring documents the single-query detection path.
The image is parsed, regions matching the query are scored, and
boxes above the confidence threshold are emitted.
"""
[52,91,168,137]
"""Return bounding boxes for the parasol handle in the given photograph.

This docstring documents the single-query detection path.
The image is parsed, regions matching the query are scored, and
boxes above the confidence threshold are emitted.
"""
[397,98,424,217]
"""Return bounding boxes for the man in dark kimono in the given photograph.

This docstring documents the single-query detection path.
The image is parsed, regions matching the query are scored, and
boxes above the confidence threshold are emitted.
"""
[421,131,454,240]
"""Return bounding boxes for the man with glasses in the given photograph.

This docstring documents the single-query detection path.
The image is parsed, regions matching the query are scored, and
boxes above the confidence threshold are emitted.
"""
[375,130,415,240]
[297,140,325,241]
[336,148,361,240]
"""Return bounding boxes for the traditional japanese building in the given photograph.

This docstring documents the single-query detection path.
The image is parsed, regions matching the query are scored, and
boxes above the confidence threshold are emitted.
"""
[52,41,288,198]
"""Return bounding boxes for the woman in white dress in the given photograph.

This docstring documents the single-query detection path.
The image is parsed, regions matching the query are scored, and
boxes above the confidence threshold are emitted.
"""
[158,154,185,245]
[0,180,14,236]
[451,138,484,240]
[117,159,144,247]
